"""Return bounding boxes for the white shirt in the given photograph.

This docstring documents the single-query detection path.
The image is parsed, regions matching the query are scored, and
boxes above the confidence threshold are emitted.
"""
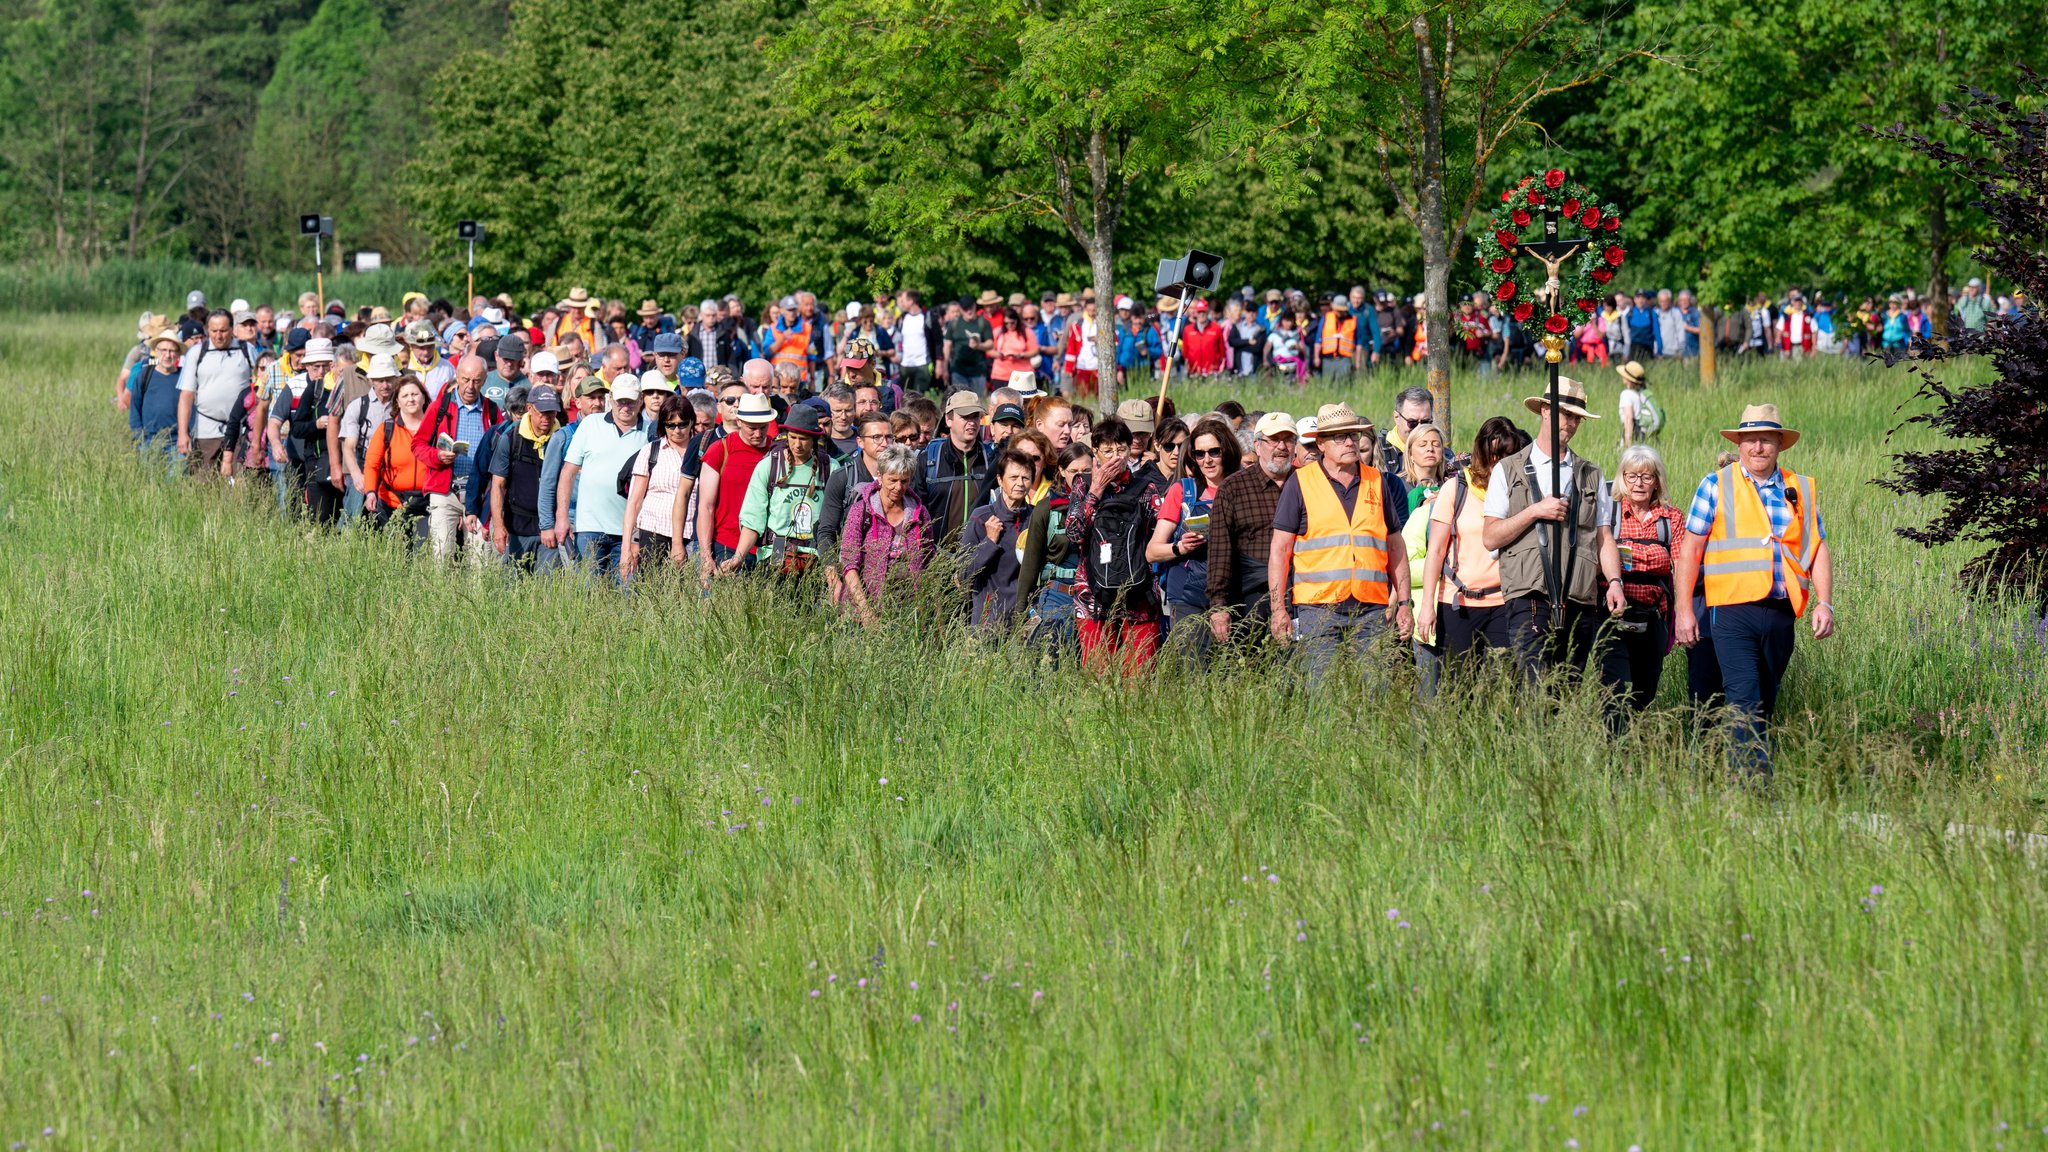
[1485,445,1614,525]
[1074,318,1100,372]
[177,342,255,438]
[1617,388,1644,427]
[899,311,929,368]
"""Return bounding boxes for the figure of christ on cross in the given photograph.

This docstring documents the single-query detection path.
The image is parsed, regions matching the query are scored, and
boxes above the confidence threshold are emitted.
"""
[1502,199,1592,626]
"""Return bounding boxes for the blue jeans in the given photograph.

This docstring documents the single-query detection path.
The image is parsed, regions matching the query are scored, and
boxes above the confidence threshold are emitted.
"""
[1293,602,1387,686]
[341,478,366,524]
[504,534,543,570]
[1026,582,1079,663]
[1710,599,1797,778]
[577,532,624,579]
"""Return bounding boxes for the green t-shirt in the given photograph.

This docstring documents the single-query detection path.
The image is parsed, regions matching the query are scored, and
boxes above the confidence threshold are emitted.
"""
[739,452,827,555]
[946,315,993,378]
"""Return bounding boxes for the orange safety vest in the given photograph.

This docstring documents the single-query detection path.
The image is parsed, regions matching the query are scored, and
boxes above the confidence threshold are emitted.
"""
[770,319,812,380]
[1319,312,1356,359]
[1291,462,1391,606]
[1702,464,1819,616]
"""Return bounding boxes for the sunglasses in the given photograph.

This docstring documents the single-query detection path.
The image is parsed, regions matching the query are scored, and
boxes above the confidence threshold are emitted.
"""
[663,420,690,430]
[1161,441,1186,453]
[719,395,741,405]
[1191,446,1224,459]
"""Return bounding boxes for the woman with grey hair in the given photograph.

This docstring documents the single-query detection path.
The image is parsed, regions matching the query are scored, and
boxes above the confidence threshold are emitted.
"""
[837,444,935,626]
[1609,442,1686,712]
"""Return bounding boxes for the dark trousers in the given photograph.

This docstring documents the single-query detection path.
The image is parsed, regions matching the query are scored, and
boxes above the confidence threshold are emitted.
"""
[1505,596,1631,709]
[293,459,341,527]
[1685,595,1724,708]
[1440,601,1512,678]
[1615,607,1670,712]
[1709,599,1797,776]
[902,365,936,396]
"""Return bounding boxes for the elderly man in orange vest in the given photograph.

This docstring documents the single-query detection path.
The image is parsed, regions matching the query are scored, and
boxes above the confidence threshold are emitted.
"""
[1673,404,1835,777]
[1267,402,1413,683]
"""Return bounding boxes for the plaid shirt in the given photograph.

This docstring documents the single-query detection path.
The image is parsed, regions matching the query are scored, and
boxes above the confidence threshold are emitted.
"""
[1205,465,1288,607]
[1685,468,1826,599]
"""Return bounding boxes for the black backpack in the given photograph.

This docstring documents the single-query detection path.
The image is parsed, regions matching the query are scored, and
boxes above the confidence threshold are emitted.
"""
[617,436,660,499]
[1082,480,1154,617]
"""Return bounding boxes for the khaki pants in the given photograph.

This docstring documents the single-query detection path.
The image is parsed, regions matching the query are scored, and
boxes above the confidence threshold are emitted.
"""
[186,438,229,476]
[427,492,486,564]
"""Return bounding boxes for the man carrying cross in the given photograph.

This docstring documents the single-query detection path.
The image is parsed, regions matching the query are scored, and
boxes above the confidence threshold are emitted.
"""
[1481,377,1629,693]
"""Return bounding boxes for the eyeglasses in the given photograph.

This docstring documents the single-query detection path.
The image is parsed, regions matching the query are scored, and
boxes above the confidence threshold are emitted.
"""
[663,420,690,430]
[719,395,741,405]
[863,433,896,443]
[1191,446,1224,459]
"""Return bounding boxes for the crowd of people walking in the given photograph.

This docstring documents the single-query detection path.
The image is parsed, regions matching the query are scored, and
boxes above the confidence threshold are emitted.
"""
[116,281,1844,776]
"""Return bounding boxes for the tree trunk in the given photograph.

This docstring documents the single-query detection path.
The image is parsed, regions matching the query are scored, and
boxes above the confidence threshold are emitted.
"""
[1412,15,1454,440]
[1088,236,1118,410]
[1927,182,1950,339]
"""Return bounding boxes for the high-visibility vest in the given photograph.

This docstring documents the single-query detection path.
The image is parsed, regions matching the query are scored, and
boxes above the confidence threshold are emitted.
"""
[770,320,812,379]
[1291,462,1391,606]
[1702,464,1819,616]
[1319,312,1356,358]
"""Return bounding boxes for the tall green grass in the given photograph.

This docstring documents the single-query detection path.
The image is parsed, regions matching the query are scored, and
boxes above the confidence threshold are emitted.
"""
[0,314,2043,1148]
[0,259,454,317]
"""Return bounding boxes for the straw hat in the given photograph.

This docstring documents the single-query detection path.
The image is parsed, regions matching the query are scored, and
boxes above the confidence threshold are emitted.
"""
[975,289,1003,308]
[1720,403,1800,449]
[1522,376,1598,419]
[1313,402,1373,437]
[636,298,662,319]
[1054,292,1076,308]
[148,326,184,352]
[563,287,599,314]
[1615,360,1648,387]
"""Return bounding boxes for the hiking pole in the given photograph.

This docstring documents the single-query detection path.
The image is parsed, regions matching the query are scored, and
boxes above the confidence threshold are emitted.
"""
[1153,296,1191,418]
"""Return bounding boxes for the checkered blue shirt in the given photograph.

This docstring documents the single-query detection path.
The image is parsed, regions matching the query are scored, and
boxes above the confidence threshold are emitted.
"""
[1686,468,1826,599]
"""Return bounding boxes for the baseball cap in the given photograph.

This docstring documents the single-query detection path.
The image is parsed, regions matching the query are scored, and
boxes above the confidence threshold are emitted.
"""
[651,332,684,355]
[1254,411,1297,440]
[301,337,336,364]
[1295,416,1319,443]
[185,289,206,310]
[1115,295,1133,311]
[778,295,798,310]
[991,403,1026,426]
[840,336,877,369]
[229,298,250,314]
[528,350,561,376]
[678,358,706,389]
[284,327,310,354]
[232,310,256,326]
[845,301,863,319]
[496,334,527,361]
[575,376,610,398]
[943,391,986,418]
[528,385,564,414]
[1115,398,1156,434]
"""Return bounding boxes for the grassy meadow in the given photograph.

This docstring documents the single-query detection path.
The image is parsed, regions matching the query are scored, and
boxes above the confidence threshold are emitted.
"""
[0,312,2044,1148]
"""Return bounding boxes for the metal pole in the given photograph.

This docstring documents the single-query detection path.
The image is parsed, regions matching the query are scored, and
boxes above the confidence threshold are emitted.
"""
[1548,351,1564,630]
[1152,298,1191,417]
[466,239,475,308]
[313,234,324,322]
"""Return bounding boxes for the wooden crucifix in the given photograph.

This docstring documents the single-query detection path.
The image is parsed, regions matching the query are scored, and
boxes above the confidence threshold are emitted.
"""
[1509,200,1592,628]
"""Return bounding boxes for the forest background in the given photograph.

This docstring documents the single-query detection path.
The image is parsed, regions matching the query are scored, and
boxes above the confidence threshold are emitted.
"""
[0,0,2040,312]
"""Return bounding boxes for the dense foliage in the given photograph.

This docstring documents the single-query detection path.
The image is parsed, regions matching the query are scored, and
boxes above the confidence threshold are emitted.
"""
[1874,75,2048,594]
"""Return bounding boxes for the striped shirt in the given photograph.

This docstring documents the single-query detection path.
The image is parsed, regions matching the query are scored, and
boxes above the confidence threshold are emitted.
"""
[1685,468,1826,599]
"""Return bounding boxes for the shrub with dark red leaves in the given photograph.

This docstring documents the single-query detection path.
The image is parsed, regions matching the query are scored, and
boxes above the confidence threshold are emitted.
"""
[1870,72,2048,596]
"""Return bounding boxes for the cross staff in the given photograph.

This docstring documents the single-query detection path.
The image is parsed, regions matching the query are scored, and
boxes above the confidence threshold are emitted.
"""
[1509,201,1591,628]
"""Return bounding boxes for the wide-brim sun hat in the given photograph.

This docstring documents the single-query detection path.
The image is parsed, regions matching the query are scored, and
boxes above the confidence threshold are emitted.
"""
[976,290,1003,308]
[735,393,777,423]
[1616,360,1647,387]
[1312,402,1373,437]
[1523,376,1598,419]
[1720,403,1800,449]
[357,323,403,357]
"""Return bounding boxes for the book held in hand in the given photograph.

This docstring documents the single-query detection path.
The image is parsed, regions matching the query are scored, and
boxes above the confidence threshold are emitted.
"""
[436,433,472,454]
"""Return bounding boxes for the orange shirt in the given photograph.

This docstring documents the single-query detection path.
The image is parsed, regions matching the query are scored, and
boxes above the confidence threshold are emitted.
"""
[363,421,428,509]
[1429,471,1504,607]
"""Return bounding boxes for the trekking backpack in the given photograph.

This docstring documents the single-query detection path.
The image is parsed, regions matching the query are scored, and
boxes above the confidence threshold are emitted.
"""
[1638,389,1664,437]
[1082,480,1154,616]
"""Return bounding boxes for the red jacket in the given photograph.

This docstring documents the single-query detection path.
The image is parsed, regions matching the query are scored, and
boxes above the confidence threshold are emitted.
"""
[1179,319,1227,375]
[411,387,504,495]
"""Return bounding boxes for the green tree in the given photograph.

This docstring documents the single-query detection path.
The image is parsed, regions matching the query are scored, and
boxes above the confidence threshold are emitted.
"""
[780,0,1260,406]
[1259,0,1651,435]
[1604,0,2040,322]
